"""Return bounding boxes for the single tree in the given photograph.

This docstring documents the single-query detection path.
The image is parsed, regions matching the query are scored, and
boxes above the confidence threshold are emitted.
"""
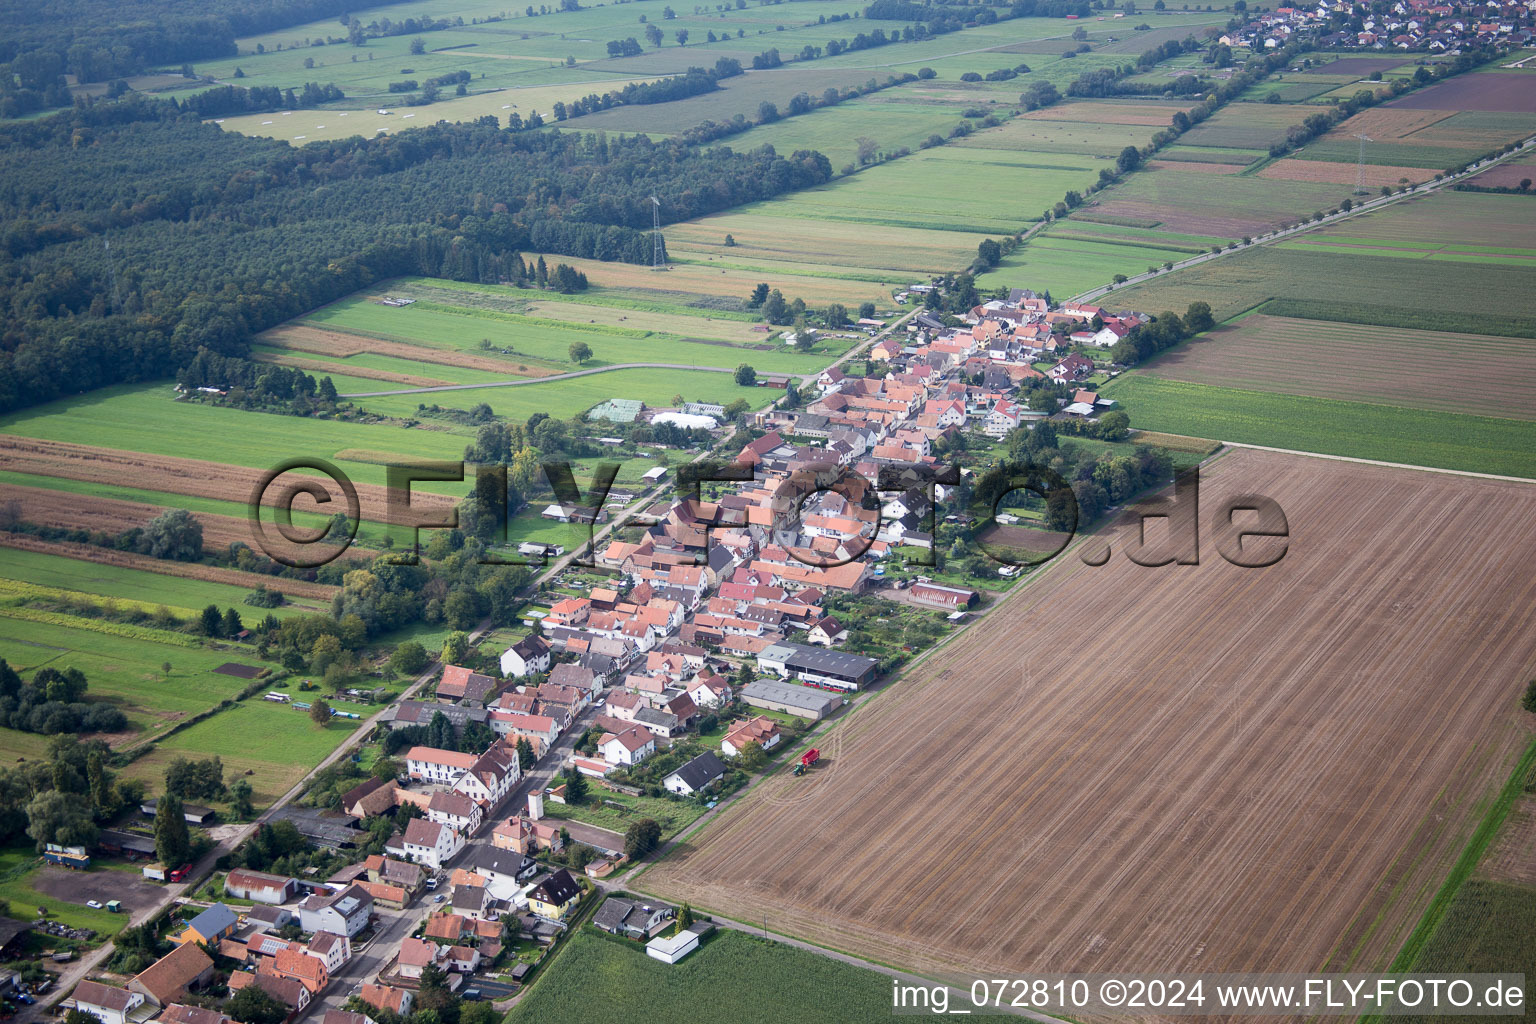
[737,739,766,771]
[563,765,589,805]
[230,779,255,820]
[226,983,288,1024]
[624,817,662,859]
[568,341,593,365]
[733,364,757,387]
[154,791,191,868]
[309,698,332,727]
[515,737,536,771]
[409,37,426,55]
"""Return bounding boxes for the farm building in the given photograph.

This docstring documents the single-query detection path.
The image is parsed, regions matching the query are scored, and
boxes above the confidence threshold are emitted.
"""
[739,680,842,721]
[755,642,879,691]
[588,398,644,423]
[646,929,700,964]
[141,800,216,825]
[224,870,301,905]
[908,581,979,609]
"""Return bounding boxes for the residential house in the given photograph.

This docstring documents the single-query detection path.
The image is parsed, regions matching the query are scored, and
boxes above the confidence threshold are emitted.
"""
[305,932,351,974]
[500,635,550,678]
[492,817,564,857]
[159,1004,230,1024]
[459,844,537,901]
[260,947,327,995]
[399,818,464,871]
[437,665,498,703]
[426,792,484,836]
[593,897,674,940]
[722,717,782,758]
[424,914,472,944]
[663,752,727,796]
[598,726,656,766]
[173,904,238,947]
[73,981,145,1024]
[130,942,215,1007]
[405,747,479,786]
[806,616,848,646]
[445,946,481,974]
[296,884,373,938]
[227,973,307,1019]
[526,869,582,922]
[452,742,521,807]
[395,938,441,981]
[358,985,413,1017]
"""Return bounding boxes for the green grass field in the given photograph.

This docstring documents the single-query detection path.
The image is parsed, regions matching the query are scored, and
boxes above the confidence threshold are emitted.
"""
[506,927,897,1024]
[0,546,328,619]
[0,610,262,743]
[976,223,1209,295]
[1383,879,1536,1023]
[121,700,367,809]
[1102,375,1536,478]
[0,846,133,936]
[544,786,704,840]
[304,293,845,375]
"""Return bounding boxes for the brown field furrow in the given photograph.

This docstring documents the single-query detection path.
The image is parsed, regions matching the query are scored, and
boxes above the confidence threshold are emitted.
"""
[0,533,338,601]
[1481,795,1536,887]
[0,482,376,566]
[643,450,1536,1004]
[0,435,457,527]
[262,323,558,377]
[1020,102,1195,126]
[253,351,455,388]
[1141,314,1536,417]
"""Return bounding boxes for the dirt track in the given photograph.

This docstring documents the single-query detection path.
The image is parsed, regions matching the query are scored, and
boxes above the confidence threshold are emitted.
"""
[643,449,1536,992]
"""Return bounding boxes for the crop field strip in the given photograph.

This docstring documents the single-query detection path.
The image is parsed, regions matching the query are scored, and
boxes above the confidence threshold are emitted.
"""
[644,449,1536,983]
[1137,314,1536,418]
[1099,376,1536,478]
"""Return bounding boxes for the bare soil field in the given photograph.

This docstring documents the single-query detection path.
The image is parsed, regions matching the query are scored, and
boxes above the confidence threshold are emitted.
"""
[1140,314,1536,417]
[1301,56,1410,76]
[262,323,556,377]
[1329,107,1455,141]
[644,449,1536,988]
[255,351,454,388]
[1387,72,1536,112]
[1463,157,1536,188]
[0,533,338,601]
[1259,159,1432,186]
[1481,795,1536,887]
[34,863,167,915]
[0,436,456,527]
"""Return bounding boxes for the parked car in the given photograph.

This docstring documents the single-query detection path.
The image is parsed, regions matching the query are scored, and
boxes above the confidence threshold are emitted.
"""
[433,894,445,903]
[85,900,102,909]
[461,990,481,1002]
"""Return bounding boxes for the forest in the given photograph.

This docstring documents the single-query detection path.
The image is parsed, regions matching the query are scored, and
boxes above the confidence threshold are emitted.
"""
[0,95,834,414]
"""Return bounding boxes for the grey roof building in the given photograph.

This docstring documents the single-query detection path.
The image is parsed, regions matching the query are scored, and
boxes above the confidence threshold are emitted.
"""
[663,752,727,796]
[739,679,843,721]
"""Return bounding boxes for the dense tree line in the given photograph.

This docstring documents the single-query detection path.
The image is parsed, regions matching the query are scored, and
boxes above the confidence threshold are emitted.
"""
[0,97,835,415]
[1109,301,1214,364]
[180,82,345,118]
[553,61,741,123]
[0,661,128,736]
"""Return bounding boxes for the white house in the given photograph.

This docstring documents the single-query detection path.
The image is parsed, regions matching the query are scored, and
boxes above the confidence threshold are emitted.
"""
[399,818,464,871]
[598,726,656,766]
[646,930,699,964]
[426,792,484,835]
[663,752,727,796]
[500,635,550,678]
[405,747,478,786]
[451,743,520,807]
[73,982,146,1024]
[685,673,731,708]
[984,400,1023,438]
[297,885,373,938]
[304,931,352,974]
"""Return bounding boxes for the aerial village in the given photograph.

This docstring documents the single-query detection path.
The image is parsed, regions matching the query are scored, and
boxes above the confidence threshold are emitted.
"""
[40,285,1151,1018]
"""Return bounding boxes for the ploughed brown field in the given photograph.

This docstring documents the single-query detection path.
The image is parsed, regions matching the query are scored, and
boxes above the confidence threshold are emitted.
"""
[1139,314,1536,418]
[261,323,558,377]
[645,449,1536,986]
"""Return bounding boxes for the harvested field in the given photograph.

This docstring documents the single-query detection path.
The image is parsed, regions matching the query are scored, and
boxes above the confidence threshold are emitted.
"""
[0,481,373,565]
[1259,159,1432,186]
[1323,107,1454,141]
[1463,157,1536,188]
[1482,795,1536,887]
[1146,160,1246,174]
[0,533,338,600]
[1387,71,1536,112]
[1020,100,1194,126]
[254,351,454,388]
[1140,314,1536,417]
[262,323,556,377]
[0,435,456,527]
[644,449,1536,985]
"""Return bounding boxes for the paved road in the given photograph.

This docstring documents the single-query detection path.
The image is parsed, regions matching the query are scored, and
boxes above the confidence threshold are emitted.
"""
[1070,134,1536,304]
